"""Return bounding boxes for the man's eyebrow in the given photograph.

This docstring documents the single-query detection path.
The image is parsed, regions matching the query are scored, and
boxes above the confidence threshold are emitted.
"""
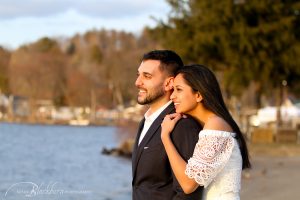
[142,72,152,76]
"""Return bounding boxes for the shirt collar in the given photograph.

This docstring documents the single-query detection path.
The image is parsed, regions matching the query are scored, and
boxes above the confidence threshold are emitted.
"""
[144,101,172,122]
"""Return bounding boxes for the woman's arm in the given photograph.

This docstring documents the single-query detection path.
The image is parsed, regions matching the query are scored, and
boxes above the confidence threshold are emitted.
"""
[161,114,199,194]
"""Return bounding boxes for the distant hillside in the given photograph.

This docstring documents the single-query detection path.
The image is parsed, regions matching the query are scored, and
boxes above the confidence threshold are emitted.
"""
[1,27,162,108]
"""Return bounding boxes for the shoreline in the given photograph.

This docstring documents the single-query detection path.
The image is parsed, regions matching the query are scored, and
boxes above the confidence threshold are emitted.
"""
[0,118,139,127]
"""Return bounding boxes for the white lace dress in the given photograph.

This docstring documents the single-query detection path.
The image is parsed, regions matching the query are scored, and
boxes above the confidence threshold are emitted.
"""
[185,130,242,200]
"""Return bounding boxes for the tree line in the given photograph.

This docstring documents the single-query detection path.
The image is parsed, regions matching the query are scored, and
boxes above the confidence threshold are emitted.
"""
[150,0,300,108]
[0,29,161,108]
[0,0,300,110]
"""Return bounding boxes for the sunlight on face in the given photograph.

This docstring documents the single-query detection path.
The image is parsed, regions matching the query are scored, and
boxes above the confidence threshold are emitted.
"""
[170,74,199,114]
[135,60,166,105]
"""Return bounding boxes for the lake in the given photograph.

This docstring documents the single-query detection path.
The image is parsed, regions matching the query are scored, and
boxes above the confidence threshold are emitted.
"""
[0,122,132,200]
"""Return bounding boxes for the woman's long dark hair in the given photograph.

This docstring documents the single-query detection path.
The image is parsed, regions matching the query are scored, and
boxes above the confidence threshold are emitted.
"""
[177,64,251,169]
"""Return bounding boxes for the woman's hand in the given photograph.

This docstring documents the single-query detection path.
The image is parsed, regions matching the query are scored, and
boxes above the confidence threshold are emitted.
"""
[161,113,182,140]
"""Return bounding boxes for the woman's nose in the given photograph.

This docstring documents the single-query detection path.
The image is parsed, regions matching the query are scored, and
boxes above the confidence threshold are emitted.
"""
[170,91,176,101]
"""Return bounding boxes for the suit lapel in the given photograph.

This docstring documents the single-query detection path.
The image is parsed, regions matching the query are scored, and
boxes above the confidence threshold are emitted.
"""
[132,118,145,167]
[132,103,175,179]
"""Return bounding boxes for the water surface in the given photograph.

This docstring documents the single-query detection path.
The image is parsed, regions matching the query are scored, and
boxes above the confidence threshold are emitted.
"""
[0,123,132,200]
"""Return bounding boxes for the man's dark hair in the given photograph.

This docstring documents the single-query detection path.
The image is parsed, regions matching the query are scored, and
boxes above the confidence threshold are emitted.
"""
[142,50,183,76]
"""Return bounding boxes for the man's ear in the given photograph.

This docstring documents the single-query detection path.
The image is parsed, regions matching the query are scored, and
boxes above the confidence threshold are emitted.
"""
[196,92,203,103]
[165,77,174,91]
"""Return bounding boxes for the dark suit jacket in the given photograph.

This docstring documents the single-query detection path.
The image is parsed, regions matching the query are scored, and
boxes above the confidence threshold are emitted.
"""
[132,103,203,200]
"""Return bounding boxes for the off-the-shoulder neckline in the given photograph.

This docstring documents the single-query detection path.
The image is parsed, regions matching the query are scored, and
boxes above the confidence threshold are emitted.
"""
[201,129,234,133]
[199,129,236,137]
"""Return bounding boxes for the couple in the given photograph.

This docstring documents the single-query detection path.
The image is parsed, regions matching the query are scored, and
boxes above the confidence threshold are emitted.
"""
[132,50,251,200]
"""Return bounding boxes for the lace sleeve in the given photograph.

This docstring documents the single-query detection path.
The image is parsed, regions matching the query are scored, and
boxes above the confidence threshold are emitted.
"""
[185,132,235,188]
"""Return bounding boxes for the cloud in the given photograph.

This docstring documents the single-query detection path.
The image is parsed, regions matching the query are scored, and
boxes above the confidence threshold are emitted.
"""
[0,0,170,19]
[0,0,170,48]
[72,0,169,18]
[0,0,70,18]
[0,0,171,49]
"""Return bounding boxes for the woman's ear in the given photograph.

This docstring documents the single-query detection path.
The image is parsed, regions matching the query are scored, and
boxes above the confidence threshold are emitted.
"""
[165,77,174,91]
[196,92,203,103]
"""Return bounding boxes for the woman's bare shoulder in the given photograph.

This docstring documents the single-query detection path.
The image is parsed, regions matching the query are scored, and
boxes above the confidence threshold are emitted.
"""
[204,116,233,132]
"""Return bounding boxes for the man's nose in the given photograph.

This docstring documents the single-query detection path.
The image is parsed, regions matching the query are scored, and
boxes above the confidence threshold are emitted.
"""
[135,76,142,87]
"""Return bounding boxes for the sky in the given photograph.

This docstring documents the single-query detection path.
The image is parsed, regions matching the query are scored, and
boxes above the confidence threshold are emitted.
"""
[0,0,171,49]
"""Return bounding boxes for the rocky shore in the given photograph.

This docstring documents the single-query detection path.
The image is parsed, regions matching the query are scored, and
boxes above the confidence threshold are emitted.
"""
[101,139,134,158]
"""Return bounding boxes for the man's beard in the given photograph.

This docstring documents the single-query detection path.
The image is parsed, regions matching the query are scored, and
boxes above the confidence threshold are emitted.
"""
[137,87,165,105]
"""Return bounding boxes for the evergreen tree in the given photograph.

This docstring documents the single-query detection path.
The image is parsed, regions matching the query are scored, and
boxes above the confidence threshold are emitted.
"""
[151,0,300,105]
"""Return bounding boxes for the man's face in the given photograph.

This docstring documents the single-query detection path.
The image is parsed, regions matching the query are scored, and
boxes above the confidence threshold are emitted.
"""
[135,60,167,105]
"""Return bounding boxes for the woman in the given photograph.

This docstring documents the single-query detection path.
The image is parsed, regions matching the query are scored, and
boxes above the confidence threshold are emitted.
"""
[161,64,251,200]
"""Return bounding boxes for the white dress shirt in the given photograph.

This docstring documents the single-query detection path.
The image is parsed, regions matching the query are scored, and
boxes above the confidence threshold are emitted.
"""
[138,101,172,145]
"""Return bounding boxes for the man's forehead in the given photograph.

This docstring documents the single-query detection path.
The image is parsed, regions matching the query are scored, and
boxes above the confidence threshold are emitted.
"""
[138,60,161,73]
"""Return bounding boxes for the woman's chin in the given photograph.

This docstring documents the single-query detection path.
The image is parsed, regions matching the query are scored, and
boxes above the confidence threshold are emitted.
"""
[175,108,183,114]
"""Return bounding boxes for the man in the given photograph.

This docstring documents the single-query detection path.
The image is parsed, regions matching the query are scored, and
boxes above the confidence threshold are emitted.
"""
[132,50,203,200]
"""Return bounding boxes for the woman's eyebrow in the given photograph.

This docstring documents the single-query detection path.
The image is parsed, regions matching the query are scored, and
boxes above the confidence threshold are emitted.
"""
[174,85,183,88]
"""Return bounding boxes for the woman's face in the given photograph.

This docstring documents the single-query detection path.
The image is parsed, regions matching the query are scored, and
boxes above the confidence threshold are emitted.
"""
[170,74,200,114]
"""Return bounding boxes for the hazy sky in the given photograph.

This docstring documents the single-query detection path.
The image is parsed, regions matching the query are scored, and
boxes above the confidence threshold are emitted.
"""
[0,0,170,49]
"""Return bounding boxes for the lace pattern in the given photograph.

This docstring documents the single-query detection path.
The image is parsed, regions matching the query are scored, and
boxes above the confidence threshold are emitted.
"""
[185,130,236,188]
